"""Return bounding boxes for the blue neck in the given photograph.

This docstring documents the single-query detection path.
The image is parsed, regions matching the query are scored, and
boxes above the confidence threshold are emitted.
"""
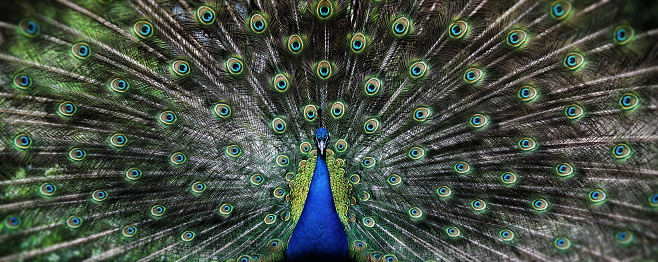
[285,153,348,261]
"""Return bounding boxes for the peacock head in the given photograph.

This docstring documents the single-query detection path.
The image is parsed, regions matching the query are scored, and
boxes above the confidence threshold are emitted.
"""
[315,127,330,155]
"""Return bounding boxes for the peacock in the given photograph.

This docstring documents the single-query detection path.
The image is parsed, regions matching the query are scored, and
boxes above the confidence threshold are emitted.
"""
[1,0,658,261]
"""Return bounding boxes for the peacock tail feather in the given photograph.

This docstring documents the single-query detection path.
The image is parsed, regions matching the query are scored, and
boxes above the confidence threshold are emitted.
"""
[1,0,657,261]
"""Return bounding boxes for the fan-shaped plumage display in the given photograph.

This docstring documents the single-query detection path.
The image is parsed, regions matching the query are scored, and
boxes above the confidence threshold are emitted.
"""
[1,0,657,261]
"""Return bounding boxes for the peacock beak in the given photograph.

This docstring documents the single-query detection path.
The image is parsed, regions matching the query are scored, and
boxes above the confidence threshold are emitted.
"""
[318,140,326,155]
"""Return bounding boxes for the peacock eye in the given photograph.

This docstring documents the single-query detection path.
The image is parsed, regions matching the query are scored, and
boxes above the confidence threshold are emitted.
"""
[464,68,483,83]
[612,143,631,159]
[66,216,82,228]
[350,33,366,53]
[469,113,488,128]
[363,118,379,133]
[191,181,206,193]
[122,225,137,237]
[69,148,86,161]
[408,146,425,160]
[19,19,40,37]
[383,255,398,262]
[273,74,289,92]
[554,237,571,250]
[588,189,606,203]
[250,14,267,32]
[353,241,366,251]
[250,174,264,185]
[299,142,311,154]
[273,188,285,198]
[454,161,471,174]
[316,61,332,79]
[507,29,528,47]
[13,134,32,149]
[518,137,537,151]
[437,186,452,197]
[197,6,216,24]
[362,217,375,227]
[615,231,633,244]
[125,168,142,180]
[172,60,191,75]
[532,198,549,211]
[316,0,332,18]
[413,108,431,121]
[408,207,422,218]
[551,1,571,20]
[331,101,345,118]
[92,190,108,202]
[392,16,410,36]
[555,163,574,177]
[349,174,360,184]
[614,26,634,45]
[276,155,289,166]
[133,21,153,38]
[218,203,233,215]
[288,35,304,53]
[268,239,282,251]
[518,86,538,102]
[271,117,287,133]
[364,77,381,95]
[500,230,515,241]
[40,183,56,196]
[362,157,375,168]
[170,152,186,165]
[71,43,91,59]
[409,61,428,78]
[501,172,517,184]
[449,21,468,38]
[151,205,166,216]
[564,104,584,120]
[335,139,347,152]
[159,111,177,125]
[446,226,461,237]
[563,52,584,69]
[225,145,241,157]
[109,133,127,147]
[13,73,32,89]
[226,57,244,74]
[303,104,318,121]
[181,231,195,241]
[387,174,402,186]
[264,214,276,224]
[619,93,639,110]
[109,78,129,92]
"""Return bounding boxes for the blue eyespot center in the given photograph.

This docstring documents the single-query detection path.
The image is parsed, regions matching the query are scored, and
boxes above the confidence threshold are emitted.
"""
[416,111,424,118]
[320,67,329,76]
[76,150,83,158]
[567,56,576,66]
[622,96,632,106]
[27,21,37,34]
[395,23,405,33]
[141,24,150,35]
[521,88,530,97]
[277,80,286,89]
[178,64,188,73]
[451,25,461,35]
[79,46,88,56]
[412,66,421,75]
[319,6,330,16]
[353,40,363,49]
[232,63,241,72]
[616,29,626,41]
[20,75,30,86]
[553,4,565,16]
[367,84,376,92]
[510,33,519,43]
[203,12,213,21]
[291,41,301,50]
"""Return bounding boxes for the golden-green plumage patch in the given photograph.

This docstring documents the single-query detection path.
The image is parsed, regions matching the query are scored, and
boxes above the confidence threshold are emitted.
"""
[289,149,351,226]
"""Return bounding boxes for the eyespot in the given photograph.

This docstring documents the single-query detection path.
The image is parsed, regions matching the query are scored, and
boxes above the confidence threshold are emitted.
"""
[226,145,241,157]
[126,168,142,180]
[197,6,216,24]
[564,104,584,119]
[413,107,431,122]
[563,52,584,70]
[281,211,290,221]
[612,143,631,159]
[69,148,86,161]
[387,174,402,186]
[191,181,206,193]
[273,188,286,198]
[556,163,574,177]
[350,33,366,53]
[648,193,658,207]
[619,93,639,110]
[271,117,287,134]
[170,152,186,164]
[92,190,108,202]
[109,133,127,147]
[551,1,571,20]
[276,155,289,166]
[247,13,267,33]
[362,157,375,168]
[299,142,312,154]
[58,102,77,116]
[219,203,233,215]
[437,186,452,197]
[449,21,468,38]
[71,43,91,59]
[238,255,252,262]
[464,68,483,83]
[454,161,470,174]
[316,0,333,19]
[331,101,345,119]
[532,198,549,211]
[335,139,347,152]
[13,73,32,89]
[469,113,488,128]
[392,17,410,36]
[264,214,277,224]
[268,239,282,251]
[288,35,304,53]
[40,183,56,196]
[408,146,425,160]
[507,30,527,47]
[286,172,295,181]
[471,199,487,211]
[408,207,422,218]
[501,172,517,184]
[303,104,318,121]
[588,189,606,203]
[370,253,381,261]
[364,77,381,95]
[614,26,634,45]
[349,174,360,184]
[172,60,190,75]
[615,231,633,245]
[518,137,537,151]
[446,226,461,237]
[133,21,153,38]
[518,86,538,102]
[316,61,332,79]
[353,241,366,251]
[363,118,379,133]
[109,78,129,92]
[122,225,137,237]
[18,19,40,37]
[226,57,244,74]
[181,231,195,241]
[383,255,398,262]
[210,103,231,119]
[151,205,166,216]
[4,215,20,229]
[500,230,514,241]
[13,134,32,149]
[273,74,289,92]
[359,191,371,201]
[250,174,264,186]
[66,216,82,228]
[347,214,356,223]
[409,61,428,78]
[554,237,571,250]
[159,111,177,125]
[362,217,375,227]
